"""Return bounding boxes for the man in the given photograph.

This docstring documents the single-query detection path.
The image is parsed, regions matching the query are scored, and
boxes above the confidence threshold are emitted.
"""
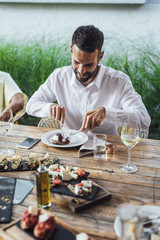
[26,25,151,135]
[0,71,24,118]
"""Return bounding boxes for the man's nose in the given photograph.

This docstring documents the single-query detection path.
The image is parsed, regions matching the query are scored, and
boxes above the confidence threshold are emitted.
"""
[78,64,86,74]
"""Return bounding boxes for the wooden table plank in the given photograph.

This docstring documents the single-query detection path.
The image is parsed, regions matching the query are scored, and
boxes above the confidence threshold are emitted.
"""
[0,124,160,240]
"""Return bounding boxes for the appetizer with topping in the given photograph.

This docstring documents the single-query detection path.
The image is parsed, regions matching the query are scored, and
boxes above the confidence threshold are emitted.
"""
[68,180,92,197]
[20,206,41,229]
[44,152,57,166]
[76,232,91,240]
[0,155,8,170]
[34,213,56,240]
[48,164,86,181]
[10,155,22,170]
[50,178,61,188]
[49,133,70,145]
[27,153,39,169]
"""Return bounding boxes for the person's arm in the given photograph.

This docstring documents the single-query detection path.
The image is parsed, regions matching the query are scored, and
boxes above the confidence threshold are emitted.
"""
[8,93,24,114]
[26,74,57,118]
[80,75,151,132]
[1,93,24,119]
[105,80,151,129]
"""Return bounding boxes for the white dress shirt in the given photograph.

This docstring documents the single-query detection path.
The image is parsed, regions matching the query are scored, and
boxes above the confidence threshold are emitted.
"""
[26,63,151,135]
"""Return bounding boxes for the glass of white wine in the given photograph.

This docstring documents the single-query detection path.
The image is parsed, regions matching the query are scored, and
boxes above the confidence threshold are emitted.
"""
[120,116,140,173]
[0,108,15,156]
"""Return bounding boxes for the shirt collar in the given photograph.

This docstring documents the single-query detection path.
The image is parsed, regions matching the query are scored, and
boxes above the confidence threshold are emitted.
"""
[92,62,105,90]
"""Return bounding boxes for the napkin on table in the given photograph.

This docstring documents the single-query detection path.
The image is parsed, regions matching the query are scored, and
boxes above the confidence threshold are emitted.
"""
[78,131,94,158]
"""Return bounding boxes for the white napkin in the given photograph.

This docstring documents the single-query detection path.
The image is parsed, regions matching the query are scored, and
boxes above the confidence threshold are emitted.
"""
[78,131,94,158]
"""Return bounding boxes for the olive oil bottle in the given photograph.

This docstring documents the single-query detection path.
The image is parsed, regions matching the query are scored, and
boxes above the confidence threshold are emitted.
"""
[36,158,51,208]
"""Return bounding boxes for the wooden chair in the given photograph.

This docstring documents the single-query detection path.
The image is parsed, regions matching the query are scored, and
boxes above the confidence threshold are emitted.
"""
[13,93,28,122]
[38,117,60,129]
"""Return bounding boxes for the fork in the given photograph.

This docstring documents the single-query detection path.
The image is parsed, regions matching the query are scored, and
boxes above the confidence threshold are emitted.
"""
[68,131,80,138]
[60,122,64,136]
[67,130,88,139]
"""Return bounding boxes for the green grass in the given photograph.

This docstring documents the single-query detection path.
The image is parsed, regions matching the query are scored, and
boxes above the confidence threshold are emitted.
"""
[0,38,159,139]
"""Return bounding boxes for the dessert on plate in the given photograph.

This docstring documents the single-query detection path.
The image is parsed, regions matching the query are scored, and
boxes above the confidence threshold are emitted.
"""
[49,133,70,145]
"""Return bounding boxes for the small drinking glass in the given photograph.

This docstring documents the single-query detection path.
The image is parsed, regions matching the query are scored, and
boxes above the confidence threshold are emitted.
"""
[140,127,149,139]
[93,133,107,159]
[0,108,15,156]
[116,204,139,239]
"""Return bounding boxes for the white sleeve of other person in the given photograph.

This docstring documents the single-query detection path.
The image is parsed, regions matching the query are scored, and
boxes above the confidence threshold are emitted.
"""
[26,64,151,135]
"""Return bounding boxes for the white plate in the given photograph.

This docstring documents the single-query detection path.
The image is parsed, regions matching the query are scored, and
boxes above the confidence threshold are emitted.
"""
[114,205,160,238]
[41,129,88,148]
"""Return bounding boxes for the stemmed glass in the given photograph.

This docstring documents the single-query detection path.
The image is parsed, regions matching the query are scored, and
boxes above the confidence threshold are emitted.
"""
[120,115,140,173]
[0,108,15,156]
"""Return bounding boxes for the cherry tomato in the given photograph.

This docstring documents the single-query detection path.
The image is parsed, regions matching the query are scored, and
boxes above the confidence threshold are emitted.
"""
[54,168,61,172]
[77,182,83,186]
[77,169,85,177]
[52,178,61,185]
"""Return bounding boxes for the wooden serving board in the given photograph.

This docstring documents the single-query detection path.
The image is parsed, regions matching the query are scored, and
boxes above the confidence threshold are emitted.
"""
[0,213,79,240]
[51,181,112,213]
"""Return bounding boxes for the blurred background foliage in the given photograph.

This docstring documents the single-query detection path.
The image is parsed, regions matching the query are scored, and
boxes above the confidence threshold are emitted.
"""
[0,38,159,139]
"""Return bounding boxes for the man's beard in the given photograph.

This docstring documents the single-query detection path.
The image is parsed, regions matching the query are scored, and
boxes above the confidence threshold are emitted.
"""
[73,65,98,83]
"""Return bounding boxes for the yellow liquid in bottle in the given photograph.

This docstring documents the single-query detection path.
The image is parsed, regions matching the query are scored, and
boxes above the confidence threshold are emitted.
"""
[36,166,51,208]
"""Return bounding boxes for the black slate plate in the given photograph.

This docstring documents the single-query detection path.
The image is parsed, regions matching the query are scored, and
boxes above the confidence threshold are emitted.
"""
[16,220,76,240]
[0,177,16,223]
[50,184,99,200]
[49,171,99,200]
[0,158,59,172]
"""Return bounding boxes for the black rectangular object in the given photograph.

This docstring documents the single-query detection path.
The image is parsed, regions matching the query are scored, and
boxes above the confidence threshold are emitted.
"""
[0,177,16,223]
[16,220,76,240]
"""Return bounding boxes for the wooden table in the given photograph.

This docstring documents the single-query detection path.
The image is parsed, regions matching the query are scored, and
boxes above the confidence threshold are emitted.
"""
[0,124,160,240]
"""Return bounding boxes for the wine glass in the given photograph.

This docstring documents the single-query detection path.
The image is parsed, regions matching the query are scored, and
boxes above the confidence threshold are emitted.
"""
[0,108,15,156]
[120,115,140,173]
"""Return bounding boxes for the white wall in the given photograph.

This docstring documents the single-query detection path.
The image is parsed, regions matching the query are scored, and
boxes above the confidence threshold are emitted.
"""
[0,0,160,50]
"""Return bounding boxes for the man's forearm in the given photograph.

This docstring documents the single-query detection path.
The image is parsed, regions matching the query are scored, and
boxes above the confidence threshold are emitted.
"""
[8,93,24,115]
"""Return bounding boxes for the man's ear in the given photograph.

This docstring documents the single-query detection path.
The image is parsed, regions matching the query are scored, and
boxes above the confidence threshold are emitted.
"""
[70,45,72,54]
[99,51,104,61]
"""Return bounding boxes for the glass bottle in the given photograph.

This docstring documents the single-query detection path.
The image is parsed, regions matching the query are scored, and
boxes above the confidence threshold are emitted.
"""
[36,158,51,208]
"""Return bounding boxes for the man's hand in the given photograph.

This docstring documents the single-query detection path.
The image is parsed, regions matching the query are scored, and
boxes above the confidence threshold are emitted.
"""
[0,108,12,121]
[49,104,65,124]
[79,107,106,131]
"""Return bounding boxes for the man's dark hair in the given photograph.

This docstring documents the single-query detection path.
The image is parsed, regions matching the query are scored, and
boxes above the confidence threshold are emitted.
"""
[72,25,104,53]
